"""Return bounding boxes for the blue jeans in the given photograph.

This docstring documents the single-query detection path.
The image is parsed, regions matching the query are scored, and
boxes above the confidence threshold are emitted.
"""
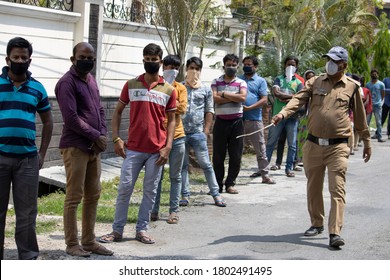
[181,132,219,198]
[266,118,298,173]
[367,104,383,139]
[112,150,162,234]
[152,137,185,214]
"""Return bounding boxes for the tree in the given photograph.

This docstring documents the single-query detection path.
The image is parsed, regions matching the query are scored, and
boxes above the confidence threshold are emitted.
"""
[372,13,390,79]
[152,0,213,80]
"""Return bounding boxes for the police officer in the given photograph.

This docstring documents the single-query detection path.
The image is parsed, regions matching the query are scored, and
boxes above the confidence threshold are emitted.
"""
[272,46,371,249]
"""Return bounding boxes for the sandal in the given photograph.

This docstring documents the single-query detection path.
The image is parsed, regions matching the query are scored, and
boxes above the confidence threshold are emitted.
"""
[286,171,295,177]
[150,212,159,222]
[135,232,155,244]
[167,213,179,224]
[250,171,262,178]
[98,231,122,243]
[226,187,239,194]
[213,195,227,207]
[179,197,189,206]
[270,164,281,171]
[262,177,276,184]
[293,166,303,171]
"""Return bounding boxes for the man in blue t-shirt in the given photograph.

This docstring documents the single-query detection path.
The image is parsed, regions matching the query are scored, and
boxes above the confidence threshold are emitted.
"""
[382,76,390,139]
[240,56,275,184]
[366,69,385,142]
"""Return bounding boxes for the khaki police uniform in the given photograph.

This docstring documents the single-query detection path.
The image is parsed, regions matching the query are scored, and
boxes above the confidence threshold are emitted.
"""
[279,73,371,235]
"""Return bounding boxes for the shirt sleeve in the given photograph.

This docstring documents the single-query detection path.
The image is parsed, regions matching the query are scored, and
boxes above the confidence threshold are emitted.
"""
[205,85,215,114]
[351,85,371,147]
[166,89,177,112]
[119,82,130,105]
[259,78,268,96]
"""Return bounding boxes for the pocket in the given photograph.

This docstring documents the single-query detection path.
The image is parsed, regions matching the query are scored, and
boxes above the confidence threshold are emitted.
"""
[311,92,326,106]
[336,93,350,109]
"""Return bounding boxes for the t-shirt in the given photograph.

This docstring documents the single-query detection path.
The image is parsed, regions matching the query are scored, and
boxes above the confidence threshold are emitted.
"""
[272,75,303,115]
[119,74,176,153]
[366,80,385,106]
[240,73,267,121]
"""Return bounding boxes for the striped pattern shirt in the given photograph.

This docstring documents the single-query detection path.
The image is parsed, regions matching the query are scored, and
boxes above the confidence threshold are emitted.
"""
[0,67,51,157]
[211,75,247,119]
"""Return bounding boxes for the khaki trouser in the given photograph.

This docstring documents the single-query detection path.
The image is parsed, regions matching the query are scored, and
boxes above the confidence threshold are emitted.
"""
[302,140,350,235]
[61,147,101,247]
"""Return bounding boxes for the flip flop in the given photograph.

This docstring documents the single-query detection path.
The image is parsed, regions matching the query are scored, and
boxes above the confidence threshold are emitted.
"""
[213,195,227,207]
[262,177,276,184]
[98,231,122,243]
[167,213,179,224]
[250,171,262,178]
[135,232,155,244]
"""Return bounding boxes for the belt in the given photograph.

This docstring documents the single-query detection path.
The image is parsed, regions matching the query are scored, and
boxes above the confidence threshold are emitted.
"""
[307,134,348,146]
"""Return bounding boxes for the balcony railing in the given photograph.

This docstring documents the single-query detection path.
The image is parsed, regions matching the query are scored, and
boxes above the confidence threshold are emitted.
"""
[103,0,155,24]
[1,0,73,12]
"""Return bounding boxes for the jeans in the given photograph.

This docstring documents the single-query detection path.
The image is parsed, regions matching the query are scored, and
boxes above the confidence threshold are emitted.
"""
[367,104,383,139]
[382,103,390,136]
[181,132,219,198]
[153,137,185,214]
[112,150,162,234]
[212,118,244,190]
[266,118,298,173]
[61,148,101,247]
[0,155,39,260]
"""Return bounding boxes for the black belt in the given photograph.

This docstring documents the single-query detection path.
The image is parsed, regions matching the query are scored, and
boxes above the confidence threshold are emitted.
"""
[307,134,348,146]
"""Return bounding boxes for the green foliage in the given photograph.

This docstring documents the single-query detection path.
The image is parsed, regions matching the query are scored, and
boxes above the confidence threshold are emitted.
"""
[348,44,371,81]
[372,13,390,79]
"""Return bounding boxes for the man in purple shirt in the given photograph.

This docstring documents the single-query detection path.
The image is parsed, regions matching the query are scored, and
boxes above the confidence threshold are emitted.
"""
[55,42,113,257]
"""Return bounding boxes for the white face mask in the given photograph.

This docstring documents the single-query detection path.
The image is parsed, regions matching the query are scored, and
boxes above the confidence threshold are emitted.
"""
[325,60,340,76]
[285,65,296,82]
[163,69,179,84]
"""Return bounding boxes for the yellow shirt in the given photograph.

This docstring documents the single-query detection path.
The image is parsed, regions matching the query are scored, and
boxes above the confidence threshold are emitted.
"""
[163,81,187,139]
[279,74,371,148]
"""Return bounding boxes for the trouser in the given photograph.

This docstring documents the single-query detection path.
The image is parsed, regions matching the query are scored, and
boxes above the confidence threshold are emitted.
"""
[61,148,101,247]
[382,103,390,135]
[112,150,162,234]
[244,120,270,177]
[0,154,39,260]
[212,117,244,190]
[302,140,350,235]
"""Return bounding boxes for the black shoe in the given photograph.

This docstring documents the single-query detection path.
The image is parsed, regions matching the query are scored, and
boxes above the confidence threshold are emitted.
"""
[378,138,386,142]
[371,135,377,139]
[329,234,345,248]
[304,226,324,236]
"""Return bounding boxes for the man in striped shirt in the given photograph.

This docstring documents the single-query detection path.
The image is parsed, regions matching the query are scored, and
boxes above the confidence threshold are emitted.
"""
[211,54,247,194]
[0,37,53,259]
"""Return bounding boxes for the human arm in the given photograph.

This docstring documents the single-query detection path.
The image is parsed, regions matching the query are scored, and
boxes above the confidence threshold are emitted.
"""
[111,101,126,158]
[243,95,267,111]
[204,112,214,135]
[175,83,188,115]
[156,110,175,166]
[37,111,53,169]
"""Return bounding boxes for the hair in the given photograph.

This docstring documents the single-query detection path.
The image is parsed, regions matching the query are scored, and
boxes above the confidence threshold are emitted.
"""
[186,56,203,69]
[360,76,366,87]
[72,42,95,57]
[304,70,315,80]
[163,54,181,67]
[143,43,163,59]
[284,55,299,66]
[370,69,379,75]
[242,55,259,67]
[6,37,33,57]
[223,53,239,65]
[351,73,361,83]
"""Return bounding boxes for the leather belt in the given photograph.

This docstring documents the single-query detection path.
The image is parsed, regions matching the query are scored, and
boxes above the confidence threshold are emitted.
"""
[307,134,348,146]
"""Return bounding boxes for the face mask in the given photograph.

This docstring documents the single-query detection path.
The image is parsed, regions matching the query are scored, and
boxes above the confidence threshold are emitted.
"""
[285,65,296,82]
[75,59,94,73]
[10,60,30,75]
[163,69,179,84]
[371,75,378,80]
[185,69,201,88]
[243,65,254,74]
[325,60,341,76]
[144,61,160,74]
[225,67,237,77]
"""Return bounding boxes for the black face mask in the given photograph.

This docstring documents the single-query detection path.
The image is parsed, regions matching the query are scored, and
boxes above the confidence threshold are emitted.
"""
[75,59,94,73]
[371,75,378,80]
[225,67,237,77]
[10,60,30,75]
[243,65,254,74]
[144,61,160,74]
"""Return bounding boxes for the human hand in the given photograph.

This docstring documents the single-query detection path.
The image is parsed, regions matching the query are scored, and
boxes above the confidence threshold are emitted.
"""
[95,135,107,152]
[271,113,284,125]
[363,147,371,163]
[113,138,126,159]
[156,146,171,166]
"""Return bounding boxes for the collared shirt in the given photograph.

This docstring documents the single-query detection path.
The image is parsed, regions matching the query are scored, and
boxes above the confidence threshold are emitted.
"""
[182,83,214,134]
[211,75,247,119]
[366,80,385,106]
[272,75,303,115]
[240,73,268,121]
[0,66,51,157]
[55,66,107,154]
[119,74,176,153]
[279,73,371,148]
[383,77,390,106]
